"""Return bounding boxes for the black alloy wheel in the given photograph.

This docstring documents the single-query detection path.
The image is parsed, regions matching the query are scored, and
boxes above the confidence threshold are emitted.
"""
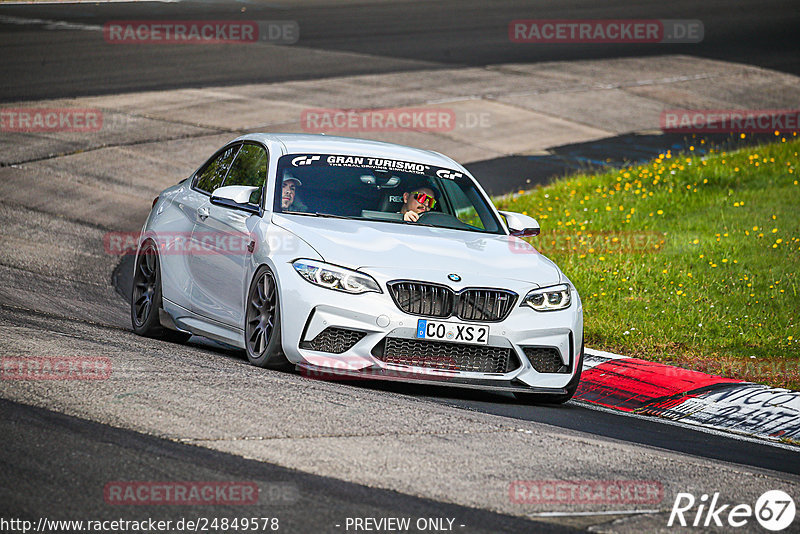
[244,266,290,369]
[130,240,191,343]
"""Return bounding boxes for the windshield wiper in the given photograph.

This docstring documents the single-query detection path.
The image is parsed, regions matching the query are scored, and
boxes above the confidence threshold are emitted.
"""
[313,212,350,219]
[281,211,349,219]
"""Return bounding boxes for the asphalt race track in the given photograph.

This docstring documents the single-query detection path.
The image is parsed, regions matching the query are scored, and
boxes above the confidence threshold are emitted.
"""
[0,0,798,102]
[1,1,799,533]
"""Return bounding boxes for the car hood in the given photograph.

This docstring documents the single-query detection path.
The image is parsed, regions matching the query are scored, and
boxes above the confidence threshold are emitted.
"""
[272,214,562,287]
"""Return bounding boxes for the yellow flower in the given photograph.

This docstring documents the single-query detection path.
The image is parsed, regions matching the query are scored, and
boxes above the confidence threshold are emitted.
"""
[657,210,664,215]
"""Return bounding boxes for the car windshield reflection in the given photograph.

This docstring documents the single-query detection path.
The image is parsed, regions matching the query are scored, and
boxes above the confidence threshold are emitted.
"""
[274,154,503,234]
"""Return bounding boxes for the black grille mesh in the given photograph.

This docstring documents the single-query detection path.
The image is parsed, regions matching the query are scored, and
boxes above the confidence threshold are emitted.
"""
[377,338,518,373]
[388,282,452,318]
[300,327,366,354]
[387,282,516,322]
[523,347,568,373]
[455,288,517,321]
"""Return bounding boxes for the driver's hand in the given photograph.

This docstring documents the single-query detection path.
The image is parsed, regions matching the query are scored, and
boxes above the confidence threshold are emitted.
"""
[403,211,420,222]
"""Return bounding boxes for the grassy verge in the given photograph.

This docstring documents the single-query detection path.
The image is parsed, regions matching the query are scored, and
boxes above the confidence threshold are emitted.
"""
[495,135,800,390]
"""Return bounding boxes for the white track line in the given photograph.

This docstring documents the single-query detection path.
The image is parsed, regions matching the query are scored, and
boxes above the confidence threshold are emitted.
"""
[529,509,662,517]
[0,14,102,30]
[0,1,177,5]
[574,400,800,452]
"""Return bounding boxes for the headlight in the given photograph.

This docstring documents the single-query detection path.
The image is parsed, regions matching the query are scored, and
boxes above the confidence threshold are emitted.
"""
[521,284,571,311]
[292,259,381,294]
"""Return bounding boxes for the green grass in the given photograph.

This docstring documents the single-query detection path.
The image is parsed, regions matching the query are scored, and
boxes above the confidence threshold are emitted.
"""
[494,135,800,390]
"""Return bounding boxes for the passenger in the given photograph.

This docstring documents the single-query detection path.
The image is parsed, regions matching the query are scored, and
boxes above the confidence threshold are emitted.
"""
[399,186,438,222]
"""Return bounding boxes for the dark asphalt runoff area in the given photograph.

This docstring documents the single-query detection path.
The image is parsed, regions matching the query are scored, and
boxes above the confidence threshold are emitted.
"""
[0,0,798,103]
[0,398,574,534]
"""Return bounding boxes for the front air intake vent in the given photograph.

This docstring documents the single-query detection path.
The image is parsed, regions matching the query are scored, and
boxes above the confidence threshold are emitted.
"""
[300,327,366,354]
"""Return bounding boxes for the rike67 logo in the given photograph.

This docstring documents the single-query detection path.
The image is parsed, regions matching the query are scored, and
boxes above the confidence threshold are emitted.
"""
[669,490,795,531]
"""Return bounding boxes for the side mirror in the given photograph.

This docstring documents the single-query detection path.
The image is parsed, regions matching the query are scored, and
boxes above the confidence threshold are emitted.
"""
[210,186,261,215]
[498,210,540,237]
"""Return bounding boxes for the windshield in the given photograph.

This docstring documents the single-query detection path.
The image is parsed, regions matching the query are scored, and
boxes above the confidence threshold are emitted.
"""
[273,154,503,234]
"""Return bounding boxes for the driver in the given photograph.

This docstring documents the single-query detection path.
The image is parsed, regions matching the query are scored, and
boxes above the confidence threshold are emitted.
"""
[281,173,306,211]
[399,186,438,222]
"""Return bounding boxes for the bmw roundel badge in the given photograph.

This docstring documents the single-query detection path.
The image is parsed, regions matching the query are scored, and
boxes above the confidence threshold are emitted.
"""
[448,274,461,282]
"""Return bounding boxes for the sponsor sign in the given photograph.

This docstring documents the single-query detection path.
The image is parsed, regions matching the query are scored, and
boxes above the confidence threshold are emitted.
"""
[286,153,464,182]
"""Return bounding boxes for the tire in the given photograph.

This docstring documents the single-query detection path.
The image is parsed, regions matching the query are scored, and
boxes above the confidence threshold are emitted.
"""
[515,343,584,405]
[130,240,191,343]
[244,266,291,369]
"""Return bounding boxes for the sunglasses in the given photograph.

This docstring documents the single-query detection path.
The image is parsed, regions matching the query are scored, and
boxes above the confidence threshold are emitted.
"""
[411,191,437,209]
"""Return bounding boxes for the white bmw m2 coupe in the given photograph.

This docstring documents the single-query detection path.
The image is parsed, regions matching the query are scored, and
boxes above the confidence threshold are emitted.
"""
[131,134,583,403]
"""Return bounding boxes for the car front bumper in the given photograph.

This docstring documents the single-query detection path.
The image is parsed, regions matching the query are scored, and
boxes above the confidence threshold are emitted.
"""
[278,269,583,392]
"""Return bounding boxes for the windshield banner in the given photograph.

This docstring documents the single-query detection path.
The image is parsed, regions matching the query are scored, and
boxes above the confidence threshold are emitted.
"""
[287,154,464,180]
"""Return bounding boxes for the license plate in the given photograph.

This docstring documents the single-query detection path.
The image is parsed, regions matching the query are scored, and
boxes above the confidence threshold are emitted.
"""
[416,319,489,345]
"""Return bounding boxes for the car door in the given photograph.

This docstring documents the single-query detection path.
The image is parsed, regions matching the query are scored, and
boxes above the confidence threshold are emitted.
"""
[160,143,240,311]
[189,142,268,328]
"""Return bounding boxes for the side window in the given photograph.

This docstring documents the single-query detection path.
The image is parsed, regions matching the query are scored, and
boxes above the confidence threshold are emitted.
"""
[439,179,485,230]
[224,143,268,204]
[194,144,239,194]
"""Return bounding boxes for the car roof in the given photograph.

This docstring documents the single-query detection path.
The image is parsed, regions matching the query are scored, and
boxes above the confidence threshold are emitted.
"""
[234,133,464,171]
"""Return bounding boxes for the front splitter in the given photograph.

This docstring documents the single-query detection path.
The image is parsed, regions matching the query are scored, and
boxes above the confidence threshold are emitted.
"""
[296,363,568,394]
